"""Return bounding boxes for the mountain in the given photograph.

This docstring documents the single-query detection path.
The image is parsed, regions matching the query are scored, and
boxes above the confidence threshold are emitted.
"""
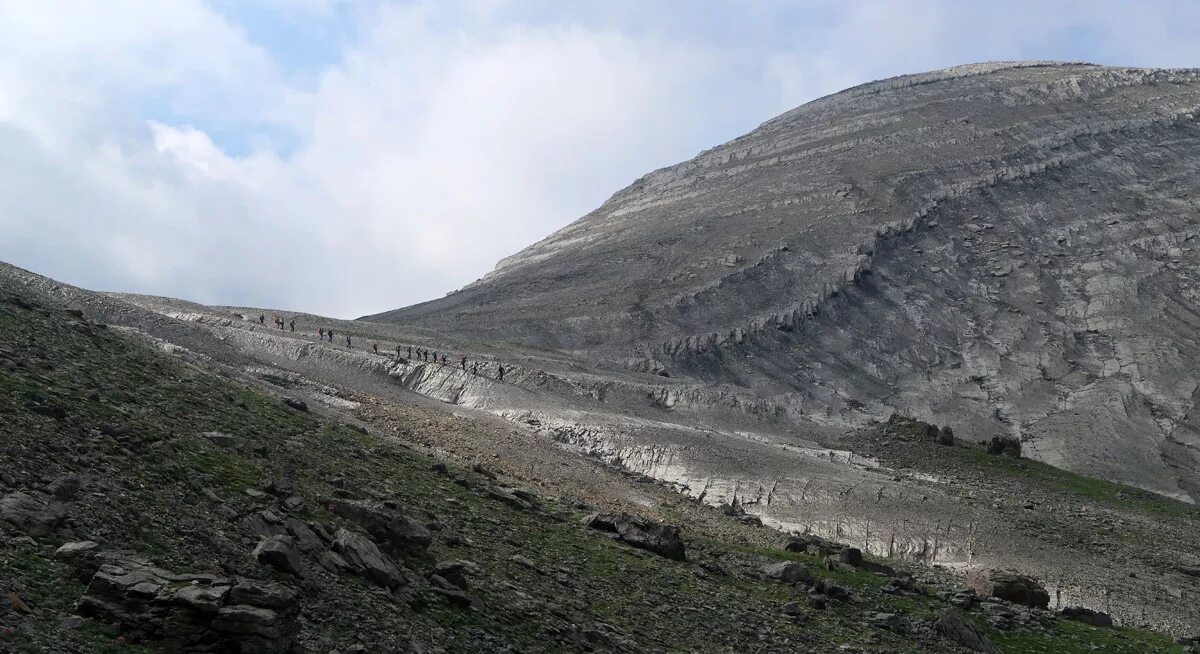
[369,61,1200,505]
[4,62,1200,650]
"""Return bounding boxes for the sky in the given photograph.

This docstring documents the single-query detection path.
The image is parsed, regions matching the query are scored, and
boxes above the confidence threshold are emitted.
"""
[2,1,1199,318]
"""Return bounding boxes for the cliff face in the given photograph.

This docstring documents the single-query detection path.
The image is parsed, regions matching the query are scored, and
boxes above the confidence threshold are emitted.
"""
[368,62,1200,502]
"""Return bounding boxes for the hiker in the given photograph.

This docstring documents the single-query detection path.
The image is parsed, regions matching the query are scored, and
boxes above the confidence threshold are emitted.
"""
[460,355,467,370]
[396,344,403,358]
[346,334,352,347]
[441,354,448,364]
[259,314,265,325]
[497,364,505,381]
[319,327,325,340]
[471,361,479,375]
[407,345,413,359]
[432,350,438,364]
[289,319,295,332]
[373,342,379,355]
[328,329,334,343]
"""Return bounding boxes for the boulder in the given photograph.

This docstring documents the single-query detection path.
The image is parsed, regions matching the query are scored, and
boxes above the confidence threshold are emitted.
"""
[966,569,1049,608]
[283,398,308,412]
[331,528,407,590]
[585,513,686,561]
[253,535,303,576]
[0,491,67,537]
[937,426,955,446]
[813,578,850,601]
[327,499,432,554]
[1060,606,1113,628]
[986,435,1022,457]
[201,431,236,449]
[54,540,100,561]
[934,608,1002,653]
[429,560,473,591]
[46,474,83,501]
[760,561,812,584]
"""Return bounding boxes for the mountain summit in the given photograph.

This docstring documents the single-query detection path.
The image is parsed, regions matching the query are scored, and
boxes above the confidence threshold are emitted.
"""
[370,61,1200,503]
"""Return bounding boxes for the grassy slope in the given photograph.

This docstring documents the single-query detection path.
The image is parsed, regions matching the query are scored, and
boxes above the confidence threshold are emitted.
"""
[0,286,1183,653]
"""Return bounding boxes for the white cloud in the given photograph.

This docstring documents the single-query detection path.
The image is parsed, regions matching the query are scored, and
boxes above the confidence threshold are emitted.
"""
[1,1,1198,317]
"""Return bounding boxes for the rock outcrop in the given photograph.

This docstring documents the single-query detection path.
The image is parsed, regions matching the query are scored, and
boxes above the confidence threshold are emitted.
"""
[76,556,299,653]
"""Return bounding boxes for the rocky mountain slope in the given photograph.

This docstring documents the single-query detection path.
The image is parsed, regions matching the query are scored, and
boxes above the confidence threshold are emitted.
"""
[6,259,1193,652]
[369,61,1200,506]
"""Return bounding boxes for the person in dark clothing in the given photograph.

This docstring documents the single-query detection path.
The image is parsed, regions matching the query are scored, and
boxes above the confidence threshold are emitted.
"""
[373,342,379,354]
[259,314,265,325]
[319,328,325,340]
[396,344,402,357]
[407,345,413,359]
[328,329,334,342]
[432,351,439,363]
[289,319,296,332]
[441,354,448,364]
[497,364,505,381]
[346,334,352,347]
[471,362,478,375]
[460,356,467,370]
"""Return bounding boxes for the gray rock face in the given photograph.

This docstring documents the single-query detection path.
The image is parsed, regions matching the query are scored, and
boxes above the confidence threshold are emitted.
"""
[369,62,1200,504]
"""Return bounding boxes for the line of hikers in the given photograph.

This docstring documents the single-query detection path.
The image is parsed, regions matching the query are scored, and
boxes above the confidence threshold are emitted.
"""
[309,327,504,381]
[253,313,508,382]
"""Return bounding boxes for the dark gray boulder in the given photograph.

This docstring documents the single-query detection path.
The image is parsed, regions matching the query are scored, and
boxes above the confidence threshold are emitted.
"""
[327,498,432,554]
[760,561,811,584]
[935,608,1002,653]
[1060,606,1113,628]
[0,491,67,537]
[585,512,686,561]
[331,528,407,590]
[966,569,1049,608]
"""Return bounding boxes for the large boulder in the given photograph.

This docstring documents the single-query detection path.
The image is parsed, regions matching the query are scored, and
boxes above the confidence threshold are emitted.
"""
[253,535,303,576]
[966,569,1049,608]
[761,561,811,584]
[585,513,686,561]
[985,435,1022,457]
[1060,606,1113,628]
[934,608,1002,653]
[327,499,432,554]
[331,528,407,591]
[76,556,298,653]
[0,491,67,537]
